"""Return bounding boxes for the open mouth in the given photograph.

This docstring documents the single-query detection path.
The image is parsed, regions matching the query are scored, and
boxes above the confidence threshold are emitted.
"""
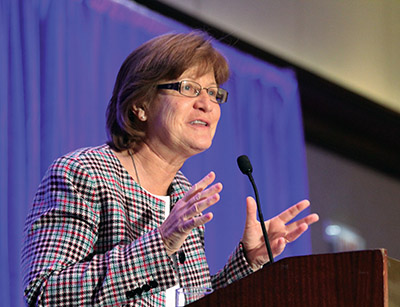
[190,120,208,127]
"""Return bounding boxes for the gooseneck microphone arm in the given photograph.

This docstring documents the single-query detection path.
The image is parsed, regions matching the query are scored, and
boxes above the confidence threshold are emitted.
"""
[237,155,274,265]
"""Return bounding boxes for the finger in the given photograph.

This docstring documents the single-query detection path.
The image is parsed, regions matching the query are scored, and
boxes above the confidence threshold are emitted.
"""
[245,197,258,227]
[275,237,287,254]
[285,223,309,243]
[171,175,221,222]
[183,172,216,202]
[278,199,310,224]
[187,191,221,218]
[190,182,223,205]
[181,212,214,233]
[285,213,319,233]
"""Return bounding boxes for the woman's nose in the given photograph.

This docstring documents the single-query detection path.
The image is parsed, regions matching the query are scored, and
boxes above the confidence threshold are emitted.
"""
[193,89,213,112]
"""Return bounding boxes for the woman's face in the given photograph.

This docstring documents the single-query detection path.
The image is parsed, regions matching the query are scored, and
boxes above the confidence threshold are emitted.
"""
[144,67,221,160]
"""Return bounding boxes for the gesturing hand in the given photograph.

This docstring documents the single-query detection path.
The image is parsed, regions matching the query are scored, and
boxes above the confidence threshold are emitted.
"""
[241,197,319,270]
[160,171,222,256]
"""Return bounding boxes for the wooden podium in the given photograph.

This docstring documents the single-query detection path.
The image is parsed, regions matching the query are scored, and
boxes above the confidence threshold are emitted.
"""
[189,249,400,306]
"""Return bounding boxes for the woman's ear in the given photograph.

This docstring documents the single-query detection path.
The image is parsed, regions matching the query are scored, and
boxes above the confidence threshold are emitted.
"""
[132,105,147,121]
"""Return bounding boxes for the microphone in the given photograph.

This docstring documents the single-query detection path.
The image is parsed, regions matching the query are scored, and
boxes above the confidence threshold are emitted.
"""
[237,155,274,264]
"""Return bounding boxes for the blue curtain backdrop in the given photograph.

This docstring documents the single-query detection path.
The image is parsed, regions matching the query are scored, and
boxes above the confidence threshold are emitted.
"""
[0,0,310,305]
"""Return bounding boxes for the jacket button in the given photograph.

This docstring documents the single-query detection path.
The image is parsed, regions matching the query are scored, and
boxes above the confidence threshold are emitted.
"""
[134,287,143,296]
[142,284,151,292]
[178,251,186,264]
[149,280,159,288]
[126,290,135,298]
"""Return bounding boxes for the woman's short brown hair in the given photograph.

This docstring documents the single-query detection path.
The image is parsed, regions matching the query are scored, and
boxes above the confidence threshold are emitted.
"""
[106,31,230,151]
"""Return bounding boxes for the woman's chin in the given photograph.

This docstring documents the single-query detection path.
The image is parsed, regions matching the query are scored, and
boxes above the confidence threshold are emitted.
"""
[185,141,213,157]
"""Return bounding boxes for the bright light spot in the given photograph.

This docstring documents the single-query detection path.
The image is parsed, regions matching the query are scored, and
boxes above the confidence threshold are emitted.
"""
[325,224,341,236]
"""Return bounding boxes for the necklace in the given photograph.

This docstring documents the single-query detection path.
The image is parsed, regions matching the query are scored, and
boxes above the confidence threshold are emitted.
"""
[128,150,141,186]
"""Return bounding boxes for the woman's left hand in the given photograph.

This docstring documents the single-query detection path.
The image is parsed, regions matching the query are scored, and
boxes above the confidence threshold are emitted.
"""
[241,197,319,270]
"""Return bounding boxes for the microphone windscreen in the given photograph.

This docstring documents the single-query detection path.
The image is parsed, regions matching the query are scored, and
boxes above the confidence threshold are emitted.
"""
[237,155,253,175]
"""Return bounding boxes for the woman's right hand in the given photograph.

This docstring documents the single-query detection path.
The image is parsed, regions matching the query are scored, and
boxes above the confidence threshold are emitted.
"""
[159,171,222,256]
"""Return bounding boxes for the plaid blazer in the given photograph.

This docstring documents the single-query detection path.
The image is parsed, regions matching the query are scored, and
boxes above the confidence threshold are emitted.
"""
[22,145,253,306]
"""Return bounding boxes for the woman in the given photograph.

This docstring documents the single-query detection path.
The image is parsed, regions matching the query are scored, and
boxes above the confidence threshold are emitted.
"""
[22,32,319,306]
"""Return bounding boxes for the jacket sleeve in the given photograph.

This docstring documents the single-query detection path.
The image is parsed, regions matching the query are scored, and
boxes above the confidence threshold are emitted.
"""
[210,243,254,290]
[22,156,176,306]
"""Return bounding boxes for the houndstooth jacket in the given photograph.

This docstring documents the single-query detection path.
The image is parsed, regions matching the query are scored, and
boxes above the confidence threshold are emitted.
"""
[22,145,253,306]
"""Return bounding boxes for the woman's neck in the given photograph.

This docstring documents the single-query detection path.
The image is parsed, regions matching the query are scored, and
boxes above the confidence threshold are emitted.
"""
[114,143,186,196]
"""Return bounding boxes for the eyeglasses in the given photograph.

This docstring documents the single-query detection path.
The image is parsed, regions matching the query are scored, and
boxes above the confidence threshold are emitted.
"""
[157,80,228,104]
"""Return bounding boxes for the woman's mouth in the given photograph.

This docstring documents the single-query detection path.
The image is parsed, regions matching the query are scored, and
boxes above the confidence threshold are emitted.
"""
[190,120,208,126]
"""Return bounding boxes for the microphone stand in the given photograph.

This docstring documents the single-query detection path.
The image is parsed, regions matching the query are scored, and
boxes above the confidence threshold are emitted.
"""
[237,155,274,264]
[246,172,274,264]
